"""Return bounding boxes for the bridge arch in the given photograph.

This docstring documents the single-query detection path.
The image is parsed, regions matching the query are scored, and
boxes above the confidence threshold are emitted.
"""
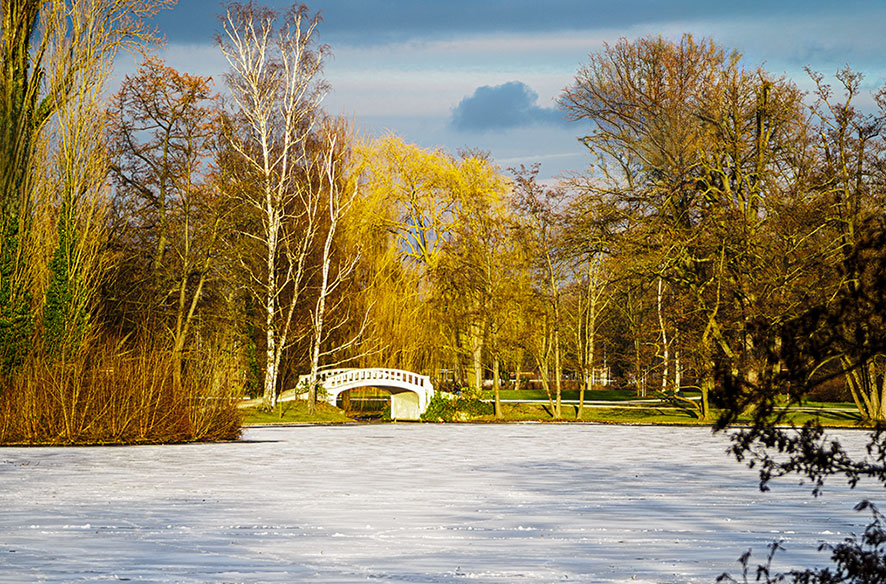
[321,368,434,420]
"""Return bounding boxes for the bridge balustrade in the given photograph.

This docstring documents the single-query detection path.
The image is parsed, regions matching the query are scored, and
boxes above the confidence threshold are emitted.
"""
[326,368,427,389]
[320,368,434,420]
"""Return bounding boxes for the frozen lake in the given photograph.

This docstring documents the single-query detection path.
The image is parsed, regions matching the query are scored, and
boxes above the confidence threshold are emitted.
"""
[1,424,882,583]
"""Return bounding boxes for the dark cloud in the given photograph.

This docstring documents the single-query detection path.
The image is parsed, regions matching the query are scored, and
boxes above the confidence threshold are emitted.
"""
[151,0,865,47]
[450,81,565,132]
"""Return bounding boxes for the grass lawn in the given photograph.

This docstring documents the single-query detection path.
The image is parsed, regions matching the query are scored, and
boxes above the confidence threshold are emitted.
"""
[479,388,650,402]
[468,401,864,426]
[466,403,711,424]
[430,398,866,426]
[775,407,863,427]
[239,393,865,428]
[241,400,354,425]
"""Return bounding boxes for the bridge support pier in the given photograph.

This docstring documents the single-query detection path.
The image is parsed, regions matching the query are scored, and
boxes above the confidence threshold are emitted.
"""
[390,390,421,421]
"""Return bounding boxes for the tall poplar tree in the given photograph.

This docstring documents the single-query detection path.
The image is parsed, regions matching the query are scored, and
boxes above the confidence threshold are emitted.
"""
[0,0,45,371]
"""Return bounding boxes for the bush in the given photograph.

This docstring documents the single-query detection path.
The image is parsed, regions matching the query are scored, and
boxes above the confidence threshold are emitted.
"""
[421,392,456,422]
[805,378,852,403]
[421,390,493,422]
[457,394,494,417]
[0,337,242,445]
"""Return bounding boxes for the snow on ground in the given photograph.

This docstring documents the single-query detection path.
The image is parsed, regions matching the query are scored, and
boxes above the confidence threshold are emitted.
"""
[0,424,881,583]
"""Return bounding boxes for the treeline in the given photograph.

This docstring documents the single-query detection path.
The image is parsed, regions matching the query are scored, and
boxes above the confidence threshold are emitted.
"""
[0,0,243,444]
[558,36,886,423]
[345,34,886,426]
[360,35,886,426]
[1,1,883,442]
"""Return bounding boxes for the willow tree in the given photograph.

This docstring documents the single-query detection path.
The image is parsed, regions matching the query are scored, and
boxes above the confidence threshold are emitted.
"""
[357,136,515,389]
[356,136,462,377]
[434,152,512,404]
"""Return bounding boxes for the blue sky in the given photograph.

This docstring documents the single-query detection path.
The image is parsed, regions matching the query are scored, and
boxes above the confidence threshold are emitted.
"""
[140,0,886,179]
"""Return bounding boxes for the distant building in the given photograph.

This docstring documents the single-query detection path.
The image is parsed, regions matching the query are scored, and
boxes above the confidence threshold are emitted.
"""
[591,367,611,387]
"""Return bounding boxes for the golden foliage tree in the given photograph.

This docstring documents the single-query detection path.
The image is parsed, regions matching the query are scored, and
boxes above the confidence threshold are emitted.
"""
[561,35,811,420]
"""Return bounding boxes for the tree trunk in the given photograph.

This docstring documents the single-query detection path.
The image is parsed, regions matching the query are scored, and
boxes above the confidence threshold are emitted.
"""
[579,325,594,421]
[534,324,557,416]
[468,320,483,392]
[634,335,644,398]
[513,348,524,391]
[674,344,681,393]
[493,353,502,419]
[873,361,886,422]
[842,356,868,419]
[657,277,669,395]
[701,370,713,422]
[553,325,562,419]
[846,358,886,423]
[700,334,715,422]
[308,223,335,416]
[264,323,277,409]
[262,211,279,410]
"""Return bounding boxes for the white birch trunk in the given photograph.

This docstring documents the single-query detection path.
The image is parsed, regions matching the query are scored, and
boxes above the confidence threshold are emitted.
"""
[657,277,669,395]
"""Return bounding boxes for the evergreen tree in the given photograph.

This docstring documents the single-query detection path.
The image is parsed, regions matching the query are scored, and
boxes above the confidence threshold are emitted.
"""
[43,199,88,357]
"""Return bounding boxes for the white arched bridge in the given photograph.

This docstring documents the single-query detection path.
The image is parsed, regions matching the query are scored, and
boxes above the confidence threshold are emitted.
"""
[296,368,435,420]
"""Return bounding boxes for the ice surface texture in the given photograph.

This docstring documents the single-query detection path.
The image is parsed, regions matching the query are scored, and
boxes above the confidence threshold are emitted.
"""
[0,424,878,583]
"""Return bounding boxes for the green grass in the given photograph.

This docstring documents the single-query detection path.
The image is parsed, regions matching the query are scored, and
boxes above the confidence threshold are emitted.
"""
[798,400,857,409]
[241,400,354,425]
[464,403,708,424]
[238,392,866,428]
[463,401,866,427]
[483,403,705,424]
[767,406,863,427]
[478,388,653,402]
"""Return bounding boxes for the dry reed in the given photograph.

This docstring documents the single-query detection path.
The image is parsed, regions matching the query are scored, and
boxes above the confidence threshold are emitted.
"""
[0,337,242,445]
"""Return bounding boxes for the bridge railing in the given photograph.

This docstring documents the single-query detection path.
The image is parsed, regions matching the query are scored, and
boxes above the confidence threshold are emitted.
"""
[295,368,355,390]
[325,368,430,390]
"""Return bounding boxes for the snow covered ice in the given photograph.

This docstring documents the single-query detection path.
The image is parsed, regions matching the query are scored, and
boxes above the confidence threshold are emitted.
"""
[0,424,881,583]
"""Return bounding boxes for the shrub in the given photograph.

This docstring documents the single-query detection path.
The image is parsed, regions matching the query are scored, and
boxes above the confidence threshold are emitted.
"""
[421,390,493,422]
[456,394,494,417]
[0,336,242,445]
[421,392,456,422]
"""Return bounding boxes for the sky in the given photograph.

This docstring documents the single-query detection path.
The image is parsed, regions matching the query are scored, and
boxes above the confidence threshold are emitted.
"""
[138,0,886,180]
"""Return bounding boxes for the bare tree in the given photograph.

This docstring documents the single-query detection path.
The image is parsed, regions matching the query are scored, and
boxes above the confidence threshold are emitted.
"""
[805,67,886,422]
[305,117,364,413]
[573,253,610,417]
[561,35,809,419]
[108,57,226,387]
[511,164,568,419]
[219,2,326,409]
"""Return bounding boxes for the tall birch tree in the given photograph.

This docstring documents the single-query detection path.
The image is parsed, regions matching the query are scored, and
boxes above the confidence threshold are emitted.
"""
[219,2,326,409]
[305,117,363,413]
